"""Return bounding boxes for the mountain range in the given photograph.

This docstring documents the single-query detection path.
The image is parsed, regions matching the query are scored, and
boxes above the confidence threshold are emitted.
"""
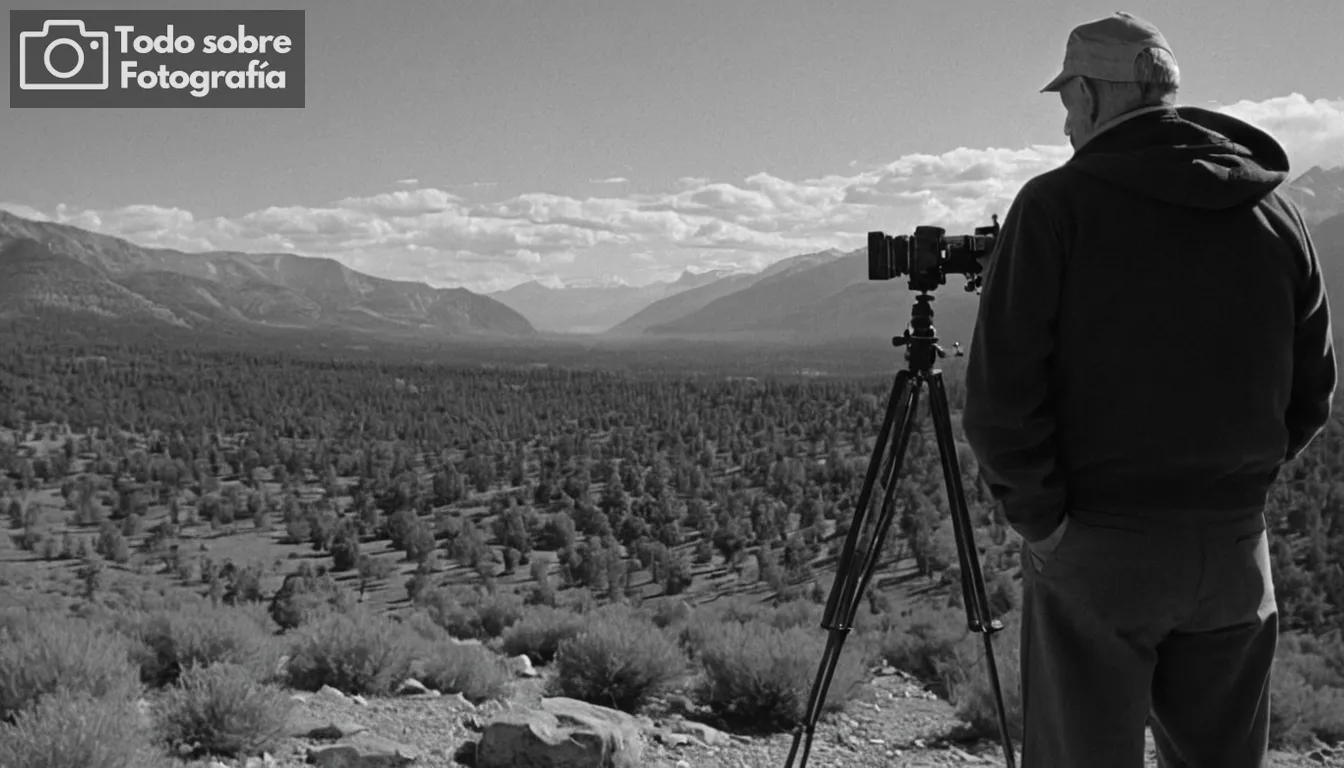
[1,162,1340,352]
[0,210,534,337]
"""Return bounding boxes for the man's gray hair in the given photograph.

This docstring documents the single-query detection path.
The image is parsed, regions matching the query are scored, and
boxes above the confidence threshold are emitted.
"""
[1134,47,1180,104]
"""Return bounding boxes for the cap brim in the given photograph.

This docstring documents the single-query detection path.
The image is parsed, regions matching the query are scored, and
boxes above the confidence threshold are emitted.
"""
[1040,70,1071,93]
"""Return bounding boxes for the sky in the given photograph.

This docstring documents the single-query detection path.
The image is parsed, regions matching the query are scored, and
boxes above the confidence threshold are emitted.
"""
[2,0,1343,293]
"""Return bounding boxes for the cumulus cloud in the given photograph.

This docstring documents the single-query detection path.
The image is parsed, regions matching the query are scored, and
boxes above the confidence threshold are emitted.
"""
[589,177,630,184]
[10,93,1340,292]
[1216,94,1344,175]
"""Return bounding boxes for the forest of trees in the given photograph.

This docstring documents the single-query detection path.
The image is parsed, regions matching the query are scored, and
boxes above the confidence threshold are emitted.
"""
[1,328,1341,638]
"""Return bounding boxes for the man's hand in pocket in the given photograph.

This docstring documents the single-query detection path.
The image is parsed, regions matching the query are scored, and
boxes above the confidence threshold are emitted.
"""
[1027,515,1070,571]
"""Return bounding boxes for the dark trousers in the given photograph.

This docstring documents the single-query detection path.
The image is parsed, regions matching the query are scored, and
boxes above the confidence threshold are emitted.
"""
[1019,506,1278,768]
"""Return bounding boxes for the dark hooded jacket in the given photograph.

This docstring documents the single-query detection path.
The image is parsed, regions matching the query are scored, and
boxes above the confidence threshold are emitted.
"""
[963,105,1337,543]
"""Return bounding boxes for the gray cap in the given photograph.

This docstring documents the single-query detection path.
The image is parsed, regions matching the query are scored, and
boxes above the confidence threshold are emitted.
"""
[1041,11,1176,92]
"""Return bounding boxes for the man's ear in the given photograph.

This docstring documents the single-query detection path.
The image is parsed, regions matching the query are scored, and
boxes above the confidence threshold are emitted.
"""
[1080,77,1100,122]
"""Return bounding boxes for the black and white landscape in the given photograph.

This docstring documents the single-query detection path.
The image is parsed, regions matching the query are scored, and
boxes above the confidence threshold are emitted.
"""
[2,4,1343,768]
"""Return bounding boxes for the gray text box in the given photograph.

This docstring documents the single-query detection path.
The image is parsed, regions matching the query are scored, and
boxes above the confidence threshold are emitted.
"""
[10,9,305,108]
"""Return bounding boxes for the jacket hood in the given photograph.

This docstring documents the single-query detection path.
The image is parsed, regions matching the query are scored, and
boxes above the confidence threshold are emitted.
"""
[1066,105,1291,210]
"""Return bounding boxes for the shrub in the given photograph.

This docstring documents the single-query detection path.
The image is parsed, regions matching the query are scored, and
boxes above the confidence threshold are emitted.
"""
[946,614,1023,742]
[768,599,822,631]
[269,569,353,630]
[422,589,524,641]
[0,690,156,768]
[552,613,687,713]
[674,599,778,660]
[285,610,416,696]
[693,619,867,731]
[872,604,968,694]
[1269,634,1344,748]
[648,599,693,630]
[155,663,293,758]
[501,607,587,665]
[0,616,140,722]
[120,603,281,687]
[417,642,512,703]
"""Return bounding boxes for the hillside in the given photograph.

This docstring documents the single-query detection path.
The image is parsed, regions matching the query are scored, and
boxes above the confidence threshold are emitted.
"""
[1314,212,1344,352]
[609,249,847,337]
[489,269,738,334]
[0,210,536,338]
[639,249,981,344]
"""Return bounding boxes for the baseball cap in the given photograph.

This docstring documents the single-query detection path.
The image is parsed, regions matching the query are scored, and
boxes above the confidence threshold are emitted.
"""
[1041,11,1175,92]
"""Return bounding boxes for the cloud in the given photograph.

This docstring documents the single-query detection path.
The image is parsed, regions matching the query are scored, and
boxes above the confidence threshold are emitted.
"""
[589,177,630,184]
[1215,94,1344,174]
[0,203,50,221]
[9,93,1339,292]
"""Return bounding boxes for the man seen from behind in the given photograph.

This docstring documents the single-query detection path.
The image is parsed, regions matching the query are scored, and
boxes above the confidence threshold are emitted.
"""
[963,11,1337,768]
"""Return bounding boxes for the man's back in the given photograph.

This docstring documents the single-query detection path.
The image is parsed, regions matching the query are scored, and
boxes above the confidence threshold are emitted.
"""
[965,105,1336,535]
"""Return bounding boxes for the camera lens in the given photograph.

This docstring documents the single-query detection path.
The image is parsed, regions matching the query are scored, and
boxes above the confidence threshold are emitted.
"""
[43,37,85,80]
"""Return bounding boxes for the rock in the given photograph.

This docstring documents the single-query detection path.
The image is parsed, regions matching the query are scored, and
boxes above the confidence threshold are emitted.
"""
[477,696,644,768]
[307,732,421,768]
[307,721,370,740]
[668,720,730,747]
[450,692,476,710]
[318,685,348,701]
[507,654,539,677]
[207,762,231,768]
[286,711,367,740]
[652,729,694,748]
[397,678,430,696]
[351,694,369,706]
[663,694,695,715]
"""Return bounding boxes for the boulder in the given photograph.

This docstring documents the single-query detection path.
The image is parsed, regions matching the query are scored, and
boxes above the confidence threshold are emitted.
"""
[507,654,539,677]
[476,697,643,768]
[317,685,348,702]
[397,678,431,696]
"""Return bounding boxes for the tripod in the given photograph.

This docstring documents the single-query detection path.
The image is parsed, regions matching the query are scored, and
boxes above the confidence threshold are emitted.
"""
[783,290,1017,768]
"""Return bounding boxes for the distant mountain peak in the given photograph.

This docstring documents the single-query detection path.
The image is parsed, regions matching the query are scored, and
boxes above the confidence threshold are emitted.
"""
[1284,165,1344,225]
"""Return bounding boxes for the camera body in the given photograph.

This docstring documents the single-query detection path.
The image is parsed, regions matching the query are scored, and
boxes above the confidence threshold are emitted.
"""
[868,217,1000,292]
[18,19,110,90]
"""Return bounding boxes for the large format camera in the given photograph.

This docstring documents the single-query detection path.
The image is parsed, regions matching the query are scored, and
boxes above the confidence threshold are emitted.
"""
[867,216,1000,292]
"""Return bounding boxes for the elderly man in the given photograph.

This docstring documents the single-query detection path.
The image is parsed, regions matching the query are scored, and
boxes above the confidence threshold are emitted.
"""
[963,11,1336,768]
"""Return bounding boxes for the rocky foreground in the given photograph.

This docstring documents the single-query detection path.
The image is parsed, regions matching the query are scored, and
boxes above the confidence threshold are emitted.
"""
[167,664,1340,768]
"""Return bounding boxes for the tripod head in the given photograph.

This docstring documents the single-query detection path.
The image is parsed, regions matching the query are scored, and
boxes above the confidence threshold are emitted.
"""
[893,292,944,374]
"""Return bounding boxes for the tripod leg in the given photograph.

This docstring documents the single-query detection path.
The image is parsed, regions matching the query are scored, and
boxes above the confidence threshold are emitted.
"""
[821,369,910,628]
[785,371,922,768]
[926,372,1018,768]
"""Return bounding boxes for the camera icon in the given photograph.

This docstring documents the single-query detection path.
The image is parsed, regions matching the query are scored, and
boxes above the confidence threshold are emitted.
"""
[18,19,109,90]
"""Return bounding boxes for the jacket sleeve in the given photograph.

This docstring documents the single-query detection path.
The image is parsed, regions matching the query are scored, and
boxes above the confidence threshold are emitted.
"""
[1284,218,1337,461]
[963,183,1069,543]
